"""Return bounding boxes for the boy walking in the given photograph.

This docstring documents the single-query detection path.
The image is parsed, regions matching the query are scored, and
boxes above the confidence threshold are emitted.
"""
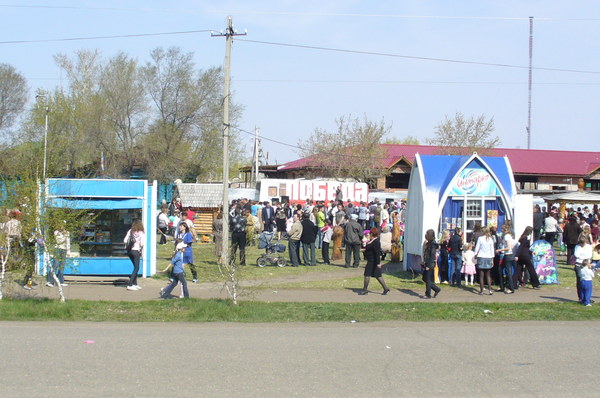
[160,242,189,299]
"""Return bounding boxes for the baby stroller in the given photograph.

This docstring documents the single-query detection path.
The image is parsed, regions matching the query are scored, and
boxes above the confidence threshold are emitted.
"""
[256,231,287,267]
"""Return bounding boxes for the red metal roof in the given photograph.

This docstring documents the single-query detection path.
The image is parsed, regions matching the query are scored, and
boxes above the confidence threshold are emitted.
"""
[279,144,600,176]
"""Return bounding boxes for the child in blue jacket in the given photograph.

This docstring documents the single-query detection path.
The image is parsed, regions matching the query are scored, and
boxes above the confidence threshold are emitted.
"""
[160,242,189,299]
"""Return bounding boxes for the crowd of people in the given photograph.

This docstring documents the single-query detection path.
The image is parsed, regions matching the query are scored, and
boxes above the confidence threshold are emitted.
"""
[151,196,600,302]
[420,203,600,304]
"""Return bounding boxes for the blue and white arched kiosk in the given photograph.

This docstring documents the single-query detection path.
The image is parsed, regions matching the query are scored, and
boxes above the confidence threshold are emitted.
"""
[40,178,157,277]
[403,153,519,271]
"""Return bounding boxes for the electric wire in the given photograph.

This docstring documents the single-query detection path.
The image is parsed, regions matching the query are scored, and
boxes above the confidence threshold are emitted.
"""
[1,5,600,21]
[231,125,396,162]
[236,38,600,75]
[0,30,213,45]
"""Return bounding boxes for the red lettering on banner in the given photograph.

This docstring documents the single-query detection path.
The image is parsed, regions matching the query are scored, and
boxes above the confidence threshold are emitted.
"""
[314,183,327,201]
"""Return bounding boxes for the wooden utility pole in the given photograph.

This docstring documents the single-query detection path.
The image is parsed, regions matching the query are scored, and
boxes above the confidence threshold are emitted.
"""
[212,16,246,266]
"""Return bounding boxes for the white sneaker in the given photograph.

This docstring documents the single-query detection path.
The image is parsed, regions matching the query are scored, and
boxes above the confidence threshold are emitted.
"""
[60,283,68,287]
[45,282,54,287]
[126,285,137,291]
[134,285,142,290]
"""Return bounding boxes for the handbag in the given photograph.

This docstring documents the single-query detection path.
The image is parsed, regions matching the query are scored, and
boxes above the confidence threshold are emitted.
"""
[125,231,136,252]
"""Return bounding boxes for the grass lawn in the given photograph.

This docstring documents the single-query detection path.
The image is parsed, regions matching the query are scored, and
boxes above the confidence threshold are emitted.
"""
[156,239,579,292]
[1,298,599,322]
[0,238,593,323]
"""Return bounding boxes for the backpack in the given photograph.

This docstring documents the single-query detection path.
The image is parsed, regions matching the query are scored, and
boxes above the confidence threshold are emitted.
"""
[126,231,136,252]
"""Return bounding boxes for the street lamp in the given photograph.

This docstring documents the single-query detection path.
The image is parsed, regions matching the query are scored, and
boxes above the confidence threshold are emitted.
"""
[36,95,49,181]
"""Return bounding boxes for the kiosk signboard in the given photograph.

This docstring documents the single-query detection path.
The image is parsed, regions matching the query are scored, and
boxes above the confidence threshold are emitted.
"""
[450,167,501,196]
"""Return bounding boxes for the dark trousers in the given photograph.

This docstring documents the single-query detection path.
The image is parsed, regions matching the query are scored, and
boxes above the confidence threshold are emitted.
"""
[450,255,462,286]
[423,267,440,297]
[302,242,316,266]
[567,244,577,264]
[188,263,198,280]
[439,256,449,283]
[514,256,540,288]
[159,227,168,244]
[127,250,141,286]
[322,241,330,264]
[161,272,189,298]
[263,222,274,233]
[499,257,515,292]
[575,267,583,302]
[231,231,246,265]
[289,239,301,266]
[545,232,556,247]
[345,243,361,268]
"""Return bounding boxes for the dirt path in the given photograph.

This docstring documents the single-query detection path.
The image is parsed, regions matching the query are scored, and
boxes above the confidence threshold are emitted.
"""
[8,260,586,304]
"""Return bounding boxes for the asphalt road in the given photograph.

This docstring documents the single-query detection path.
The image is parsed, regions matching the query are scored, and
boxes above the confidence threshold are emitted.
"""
[2,321,599,397]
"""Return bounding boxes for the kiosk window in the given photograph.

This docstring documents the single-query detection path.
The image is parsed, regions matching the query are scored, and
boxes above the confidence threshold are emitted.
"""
[466,200,482,218]
[78,209,142,257]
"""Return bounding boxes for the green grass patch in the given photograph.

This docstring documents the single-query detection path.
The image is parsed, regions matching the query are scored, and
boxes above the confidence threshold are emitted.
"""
[155,241,344,283]
[1,299,599,322]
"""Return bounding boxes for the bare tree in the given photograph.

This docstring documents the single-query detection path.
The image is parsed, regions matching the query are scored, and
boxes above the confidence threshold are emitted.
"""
[427,112,500,155]
[0,64,28,137]
[383,135,420,145]
[298,115,391,184]
[99,52,148,175]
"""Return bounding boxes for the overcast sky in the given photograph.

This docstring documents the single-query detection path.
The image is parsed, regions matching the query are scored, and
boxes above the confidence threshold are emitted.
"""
[2,1,600,164]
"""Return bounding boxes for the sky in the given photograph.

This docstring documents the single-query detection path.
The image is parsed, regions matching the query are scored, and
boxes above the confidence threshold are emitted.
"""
[2,1,600,165]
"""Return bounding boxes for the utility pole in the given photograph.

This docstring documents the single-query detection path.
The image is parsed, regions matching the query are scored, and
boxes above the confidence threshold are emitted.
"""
[527,16,533,150]
[212,16,246,266]
[253,125,260,184]
[36,95,49,181]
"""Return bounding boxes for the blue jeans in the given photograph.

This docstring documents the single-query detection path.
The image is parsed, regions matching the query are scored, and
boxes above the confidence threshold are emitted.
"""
[161,272,189,298]
[450,255,462,286]
[499,257,515,292]
[302,242,316,266]
[581,279,592,305]
[289,240,301,266]
[127,250,141,286]
[316,230,323,249]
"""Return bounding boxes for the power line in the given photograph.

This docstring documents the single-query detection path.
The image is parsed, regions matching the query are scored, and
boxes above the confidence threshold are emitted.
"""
[0,30,212,45]
[235,79,600,85]
[1,5,600,21]
[232,126,397,162]
[237,38,600,75]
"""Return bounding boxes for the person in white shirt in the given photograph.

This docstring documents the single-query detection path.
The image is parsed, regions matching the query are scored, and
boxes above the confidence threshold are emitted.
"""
[124,220,145,291]
[474,226,496,295]
[544,213,558,247]
[575,237,593,303]
[579,259,594,306]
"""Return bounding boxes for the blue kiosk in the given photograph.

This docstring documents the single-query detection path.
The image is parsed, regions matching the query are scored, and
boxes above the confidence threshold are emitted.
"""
[403,153,518,271]
[40,178,157,277]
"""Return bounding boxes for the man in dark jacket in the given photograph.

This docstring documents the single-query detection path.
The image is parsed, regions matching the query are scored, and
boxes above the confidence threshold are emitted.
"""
[449,227,463,286]
[533,205,544,241]
[230,206,247,265]
[261,201,275,232]
[344,214,363,268]
[563,215,582,265]
[300,212,317,266]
